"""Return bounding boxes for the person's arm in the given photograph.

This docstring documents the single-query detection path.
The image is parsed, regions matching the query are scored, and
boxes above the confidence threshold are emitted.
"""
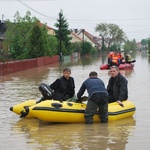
[50,79,60,90]
[77,83,86,99]
[117,77,128,105]
[72,77,75,96]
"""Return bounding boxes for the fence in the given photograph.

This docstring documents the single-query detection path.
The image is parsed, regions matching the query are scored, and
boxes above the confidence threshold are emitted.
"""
[0,55,59,76]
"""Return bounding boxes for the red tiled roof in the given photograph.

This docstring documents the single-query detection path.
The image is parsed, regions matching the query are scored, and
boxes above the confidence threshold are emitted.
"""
[38,22,54,30]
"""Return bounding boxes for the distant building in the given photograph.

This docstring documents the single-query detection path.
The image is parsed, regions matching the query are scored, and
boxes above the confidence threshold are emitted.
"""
[77,29,100,48]
[38,22,55,35]
[136,42,142,50]
[69,31,83,43]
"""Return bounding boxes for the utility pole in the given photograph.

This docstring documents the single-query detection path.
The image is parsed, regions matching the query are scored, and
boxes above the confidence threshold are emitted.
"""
[82,29,84,55]
[2,14,4,21]
[59,15,62,61]
[100,34,104,53]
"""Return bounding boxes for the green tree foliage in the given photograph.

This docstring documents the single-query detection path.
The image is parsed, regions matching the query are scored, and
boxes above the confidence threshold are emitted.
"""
[95,23,127,50]
[80,41,97,55]
[148,39,150,54]
[70,42,82,53]
[4,11,58,60]
[47,35,58,56]
[28,22,58,58]
[4,11,38,59]
[123,39,137,52]
[109,44,118,52]
[141,39,148,50]
[141,39,148,46]
[54,10,72,56]
[28,23,47,58]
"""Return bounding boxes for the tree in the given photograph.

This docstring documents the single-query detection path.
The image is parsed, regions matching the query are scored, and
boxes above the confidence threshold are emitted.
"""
[148,39,150,54]
[95,23,127,51]
[141,39,148,50]
[80,41,97,55]
[28,22,46,58]
[4,11,58,60]
[123,39,137,52]
[54,10,72,59]
[141,39,148,46]
[4,11,38,59]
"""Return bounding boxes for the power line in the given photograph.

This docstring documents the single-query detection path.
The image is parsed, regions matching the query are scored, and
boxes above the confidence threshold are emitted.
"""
[0,0,58,2]
[16,0,57,19]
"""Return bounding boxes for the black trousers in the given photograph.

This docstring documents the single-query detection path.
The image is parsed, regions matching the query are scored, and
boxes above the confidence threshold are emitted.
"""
[85,93,108,124]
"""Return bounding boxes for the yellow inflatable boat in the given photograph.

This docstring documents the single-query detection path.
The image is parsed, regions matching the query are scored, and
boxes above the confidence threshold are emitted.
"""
[10,99,136,123]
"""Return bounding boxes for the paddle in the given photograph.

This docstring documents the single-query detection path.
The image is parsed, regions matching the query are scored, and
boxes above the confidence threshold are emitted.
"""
[129,60,136,63]
[121,59,136,64]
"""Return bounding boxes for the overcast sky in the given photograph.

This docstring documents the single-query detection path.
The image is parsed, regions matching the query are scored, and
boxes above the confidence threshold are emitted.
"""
[1,0,150,42]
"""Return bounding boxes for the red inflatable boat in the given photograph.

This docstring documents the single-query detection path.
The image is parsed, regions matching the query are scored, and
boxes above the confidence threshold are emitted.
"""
[100,62,135,70]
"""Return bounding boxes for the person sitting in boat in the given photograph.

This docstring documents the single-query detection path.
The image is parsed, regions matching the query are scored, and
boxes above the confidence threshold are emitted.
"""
[118,52,123,64]
[107,65,128,107]
[107,51,114,65]
[77,71,108,124]
[109,51,120,66]
[124,53,132,63]
[37,67,75,103]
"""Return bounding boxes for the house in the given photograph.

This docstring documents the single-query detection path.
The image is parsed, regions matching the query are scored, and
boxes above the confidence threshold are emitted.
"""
[69,31,83,43]
[136,42,142,50]
[76,29,101,49]
[38,22,55,35]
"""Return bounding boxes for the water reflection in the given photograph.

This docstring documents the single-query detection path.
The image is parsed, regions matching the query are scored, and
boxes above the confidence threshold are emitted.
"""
[100,53,108,64]
[11,117,135,150]
[1,51,150,150]
[119,69,134,78]
[148,55,150,64]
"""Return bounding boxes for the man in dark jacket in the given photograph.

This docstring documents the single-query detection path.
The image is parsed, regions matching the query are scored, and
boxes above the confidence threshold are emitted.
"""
[77,71,108,124]
[37,67,75,103]
[50,67,75,101]
[107,65,128,106]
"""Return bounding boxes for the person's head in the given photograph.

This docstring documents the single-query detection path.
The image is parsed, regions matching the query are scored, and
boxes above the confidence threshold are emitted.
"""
[63,67,71,80]
[114,51,118,56]
[110,65,119,78]
[124,52,127,56]
[89,71,98,78]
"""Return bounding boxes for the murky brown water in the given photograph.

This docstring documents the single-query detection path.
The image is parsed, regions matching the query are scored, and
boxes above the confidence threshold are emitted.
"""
[0,51,150,150]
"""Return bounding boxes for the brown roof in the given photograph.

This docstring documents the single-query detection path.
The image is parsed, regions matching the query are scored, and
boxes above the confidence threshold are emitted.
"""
[38,22,54,30]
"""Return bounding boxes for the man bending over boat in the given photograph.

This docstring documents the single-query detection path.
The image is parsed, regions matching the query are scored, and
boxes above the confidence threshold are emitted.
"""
[107,65,128,107]
[77,71,108,124]
[37,67,76,103]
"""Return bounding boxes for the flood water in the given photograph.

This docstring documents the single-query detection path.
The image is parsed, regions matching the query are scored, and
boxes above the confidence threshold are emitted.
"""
[0,51,150,150]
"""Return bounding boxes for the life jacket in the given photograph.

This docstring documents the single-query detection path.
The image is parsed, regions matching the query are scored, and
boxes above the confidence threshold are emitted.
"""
[118,53,123,60]
[112,54,119,65]
[126,54,132,61]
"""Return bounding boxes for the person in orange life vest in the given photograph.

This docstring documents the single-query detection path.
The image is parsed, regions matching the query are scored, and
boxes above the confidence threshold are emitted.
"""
[107,52,114,65]
[118,52,123,64]
[110,52,120,66]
